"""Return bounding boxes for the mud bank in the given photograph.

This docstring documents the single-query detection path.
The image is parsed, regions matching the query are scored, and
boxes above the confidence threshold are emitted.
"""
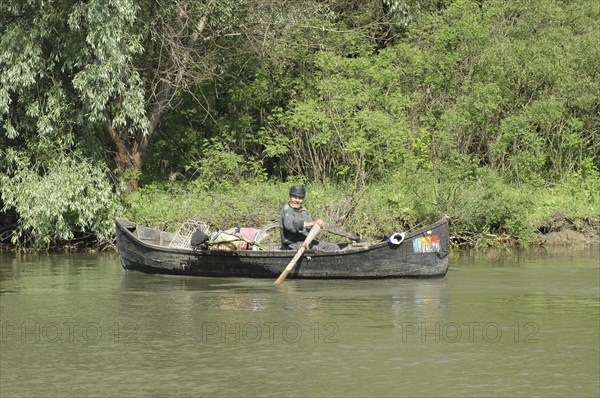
[535,212,600,246]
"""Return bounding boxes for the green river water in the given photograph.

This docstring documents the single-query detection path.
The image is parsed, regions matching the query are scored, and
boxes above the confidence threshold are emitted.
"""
[1,246,598,397]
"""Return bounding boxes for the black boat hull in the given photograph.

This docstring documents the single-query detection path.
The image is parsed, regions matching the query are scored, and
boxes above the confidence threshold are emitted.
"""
[115,218,450,279]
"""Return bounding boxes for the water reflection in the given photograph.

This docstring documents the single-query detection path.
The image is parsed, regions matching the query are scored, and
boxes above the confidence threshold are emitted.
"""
[459,244,599,266]
[389,279,450,326]
[119,271,451,318]
[116,269,454,352]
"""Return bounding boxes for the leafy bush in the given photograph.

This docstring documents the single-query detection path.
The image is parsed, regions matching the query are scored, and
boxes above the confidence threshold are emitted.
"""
[1,152,119,248]
[186,138,267,191]
[124,180,289,232]
[458,174,536,243]
[528,159,600,224]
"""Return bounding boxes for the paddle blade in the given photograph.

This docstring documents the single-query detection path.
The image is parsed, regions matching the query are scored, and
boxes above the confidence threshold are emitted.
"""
[273,269,291,285]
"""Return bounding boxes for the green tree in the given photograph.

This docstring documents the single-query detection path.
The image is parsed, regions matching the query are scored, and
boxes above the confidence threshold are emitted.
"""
[260,47,414,188]
[1,0,237,191]
[147,0,404,180]
[408,0,600,183]
[0,151,118,247]
[0,0,234,245]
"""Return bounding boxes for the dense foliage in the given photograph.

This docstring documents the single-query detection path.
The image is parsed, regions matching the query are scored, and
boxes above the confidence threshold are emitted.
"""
[1,0,598,248]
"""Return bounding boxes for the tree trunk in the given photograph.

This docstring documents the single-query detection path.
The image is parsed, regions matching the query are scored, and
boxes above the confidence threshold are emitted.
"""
[103,119,149,194]
[102,6,209,194]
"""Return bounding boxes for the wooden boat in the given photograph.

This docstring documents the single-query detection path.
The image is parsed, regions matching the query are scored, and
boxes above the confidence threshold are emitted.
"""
[115,217,450,279]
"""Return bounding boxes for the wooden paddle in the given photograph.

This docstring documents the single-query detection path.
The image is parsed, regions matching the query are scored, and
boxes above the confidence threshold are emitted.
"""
[273,224,321,285]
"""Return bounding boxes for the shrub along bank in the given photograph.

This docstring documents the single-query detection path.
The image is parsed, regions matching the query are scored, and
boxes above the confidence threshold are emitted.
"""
[120,168,599,251]
[1,174,598,251]
[1,161,597,251]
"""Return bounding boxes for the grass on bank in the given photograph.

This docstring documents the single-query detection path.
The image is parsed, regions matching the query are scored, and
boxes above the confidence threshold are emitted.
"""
[122,168,599,249]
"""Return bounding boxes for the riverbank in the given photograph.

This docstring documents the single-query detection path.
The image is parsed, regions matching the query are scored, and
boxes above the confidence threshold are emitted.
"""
[451,212,600,248]
[1,173,598,252]
[534,212,600,246]
[1,212,598,253]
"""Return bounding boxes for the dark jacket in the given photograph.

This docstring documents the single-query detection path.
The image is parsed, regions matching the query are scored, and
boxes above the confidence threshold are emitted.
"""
[279,203,312,248]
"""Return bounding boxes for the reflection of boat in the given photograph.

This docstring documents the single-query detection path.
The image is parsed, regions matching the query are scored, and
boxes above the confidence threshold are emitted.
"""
[115,218,450,279]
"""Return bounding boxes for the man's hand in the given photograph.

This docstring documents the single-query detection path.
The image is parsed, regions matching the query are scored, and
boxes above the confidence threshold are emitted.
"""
[304,219,325,228]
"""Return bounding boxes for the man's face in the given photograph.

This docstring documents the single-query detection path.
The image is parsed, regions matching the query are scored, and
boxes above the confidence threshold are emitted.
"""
[289,194,305,209]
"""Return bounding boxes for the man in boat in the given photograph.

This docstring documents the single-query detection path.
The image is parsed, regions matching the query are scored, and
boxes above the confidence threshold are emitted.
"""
[280,185,340,251]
